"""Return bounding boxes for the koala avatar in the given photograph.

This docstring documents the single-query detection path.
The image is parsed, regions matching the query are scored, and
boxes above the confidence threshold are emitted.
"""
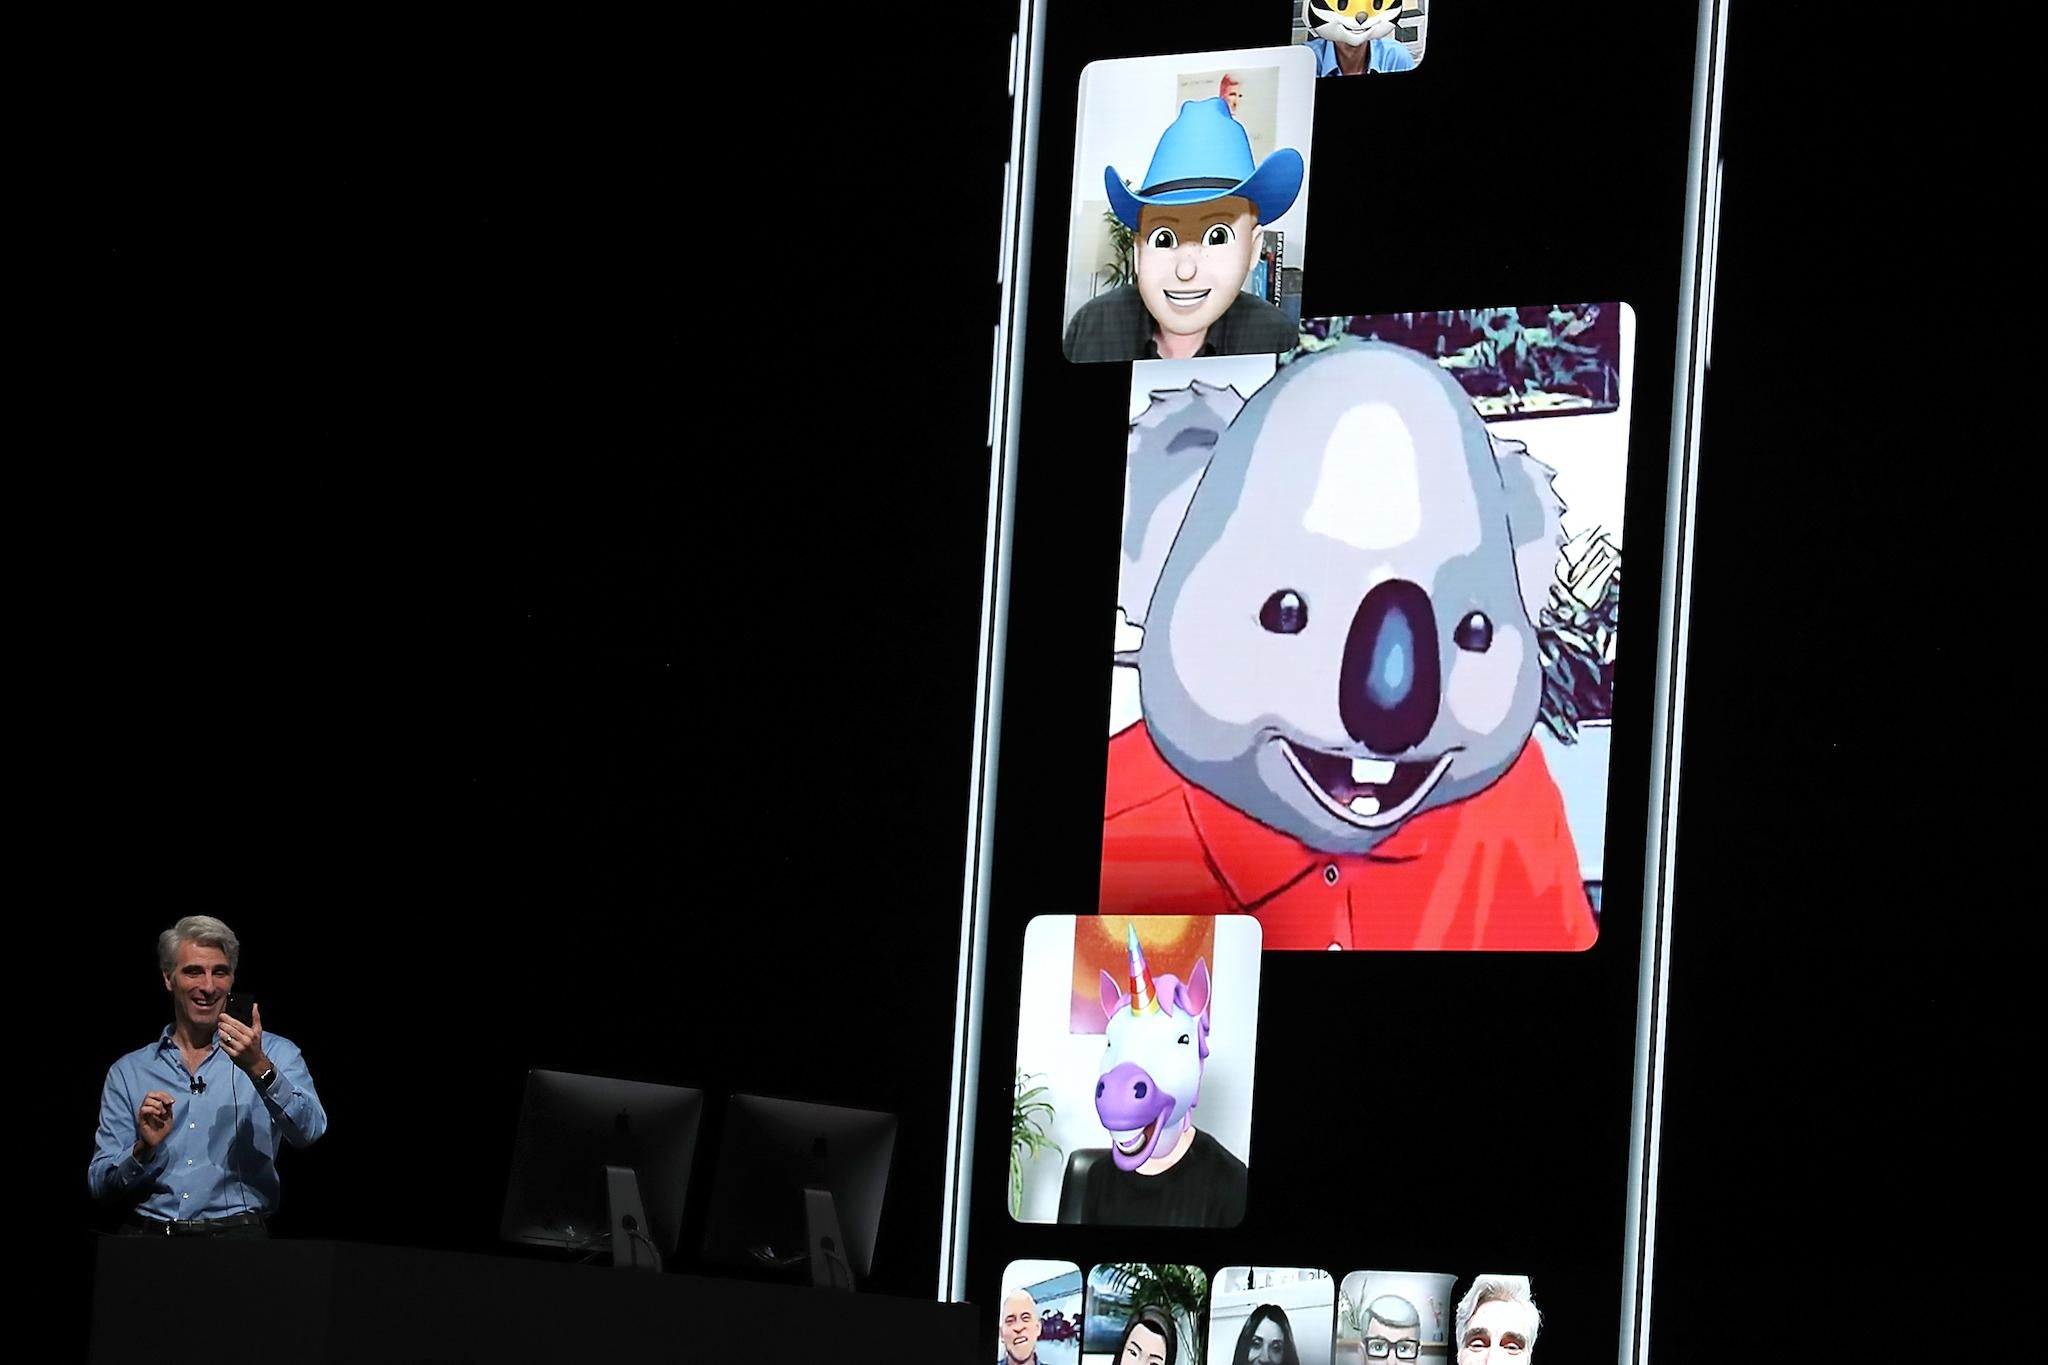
[1102,341,1596,951]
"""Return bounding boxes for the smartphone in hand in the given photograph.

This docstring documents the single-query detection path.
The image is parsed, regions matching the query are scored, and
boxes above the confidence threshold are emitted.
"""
[224,993,256,1026]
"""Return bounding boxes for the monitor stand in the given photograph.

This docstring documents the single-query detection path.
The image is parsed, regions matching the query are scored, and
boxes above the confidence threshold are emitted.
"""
[606,1164,661,1272]
[803,1187,855,1291]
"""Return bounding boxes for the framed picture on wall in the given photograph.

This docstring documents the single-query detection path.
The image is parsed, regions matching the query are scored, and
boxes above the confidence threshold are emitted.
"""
[1177,64,1281,164]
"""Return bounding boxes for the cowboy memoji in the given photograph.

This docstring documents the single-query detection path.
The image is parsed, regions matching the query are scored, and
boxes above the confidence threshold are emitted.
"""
[1064,48,1316,364]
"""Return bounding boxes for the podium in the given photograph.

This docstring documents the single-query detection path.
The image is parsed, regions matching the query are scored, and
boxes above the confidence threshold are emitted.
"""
[90,1237,979,1360]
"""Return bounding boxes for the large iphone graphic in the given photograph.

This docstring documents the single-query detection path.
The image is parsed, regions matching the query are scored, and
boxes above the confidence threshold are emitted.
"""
[948,5,1727,1362]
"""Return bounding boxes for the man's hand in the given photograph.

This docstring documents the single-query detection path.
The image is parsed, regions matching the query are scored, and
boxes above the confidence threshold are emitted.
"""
[136,1091,176,1152]
[218,1003,268,1078]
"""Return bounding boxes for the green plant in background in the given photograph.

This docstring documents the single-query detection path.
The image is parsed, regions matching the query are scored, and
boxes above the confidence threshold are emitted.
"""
[1537,526,1621,743]
[1098,1262,1210,1360]
[1010,1070,1060,1219]
[1337,1282,1367,1338]
[1100,181,1136,288]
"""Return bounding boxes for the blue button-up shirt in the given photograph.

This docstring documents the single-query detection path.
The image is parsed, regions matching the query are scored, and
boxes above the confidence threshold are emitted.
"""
[1306,35,1418,75]
[89,1024,327,1222]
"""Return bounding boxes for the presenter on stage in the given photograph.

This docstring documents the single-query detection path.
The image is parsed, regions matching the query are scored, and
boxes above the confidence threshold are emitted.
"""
[89,915,327,1235]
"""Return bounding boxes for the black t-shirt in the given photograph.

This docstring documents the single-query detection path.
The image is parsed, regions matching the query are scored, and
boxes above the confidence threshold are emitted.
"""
[1062,284,1299,363]
[1073,1128,1248,1227]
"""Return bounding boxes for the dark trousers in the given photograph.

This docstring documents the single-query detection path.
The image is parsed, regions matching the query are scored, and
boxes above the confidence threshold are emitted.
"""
[117,1215,269,1239]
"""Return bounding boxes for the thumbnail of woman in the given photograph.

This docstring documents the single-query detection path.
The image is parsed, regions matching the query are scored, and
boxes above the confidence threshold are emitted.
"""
[1233,1304,1299,1365]
[1117,1305,1180,1365]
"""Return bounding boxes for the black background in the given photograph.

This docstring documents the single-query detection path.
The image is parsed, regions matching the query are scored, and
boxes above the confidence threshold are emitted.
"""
[40,4,1980,1360]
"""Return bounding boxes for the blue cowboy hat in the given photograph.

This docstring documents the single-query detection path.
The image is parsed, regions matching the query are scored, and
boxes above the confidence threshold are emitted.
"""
[1106,97,1305,231]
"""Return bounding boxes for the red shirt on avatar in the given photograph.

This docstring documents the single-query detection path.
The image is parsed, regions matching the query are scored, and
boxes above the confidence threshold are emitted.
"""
[1099,721,1597,951]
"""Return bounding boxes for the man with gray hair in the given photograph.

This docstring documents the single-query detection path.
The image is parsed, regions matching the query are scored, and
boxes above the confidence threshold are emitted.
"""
[997,1287,1042,1365]
[89,916,326,1235]
[1454,1275,1540,1361]
[1363,1294,1422,1360]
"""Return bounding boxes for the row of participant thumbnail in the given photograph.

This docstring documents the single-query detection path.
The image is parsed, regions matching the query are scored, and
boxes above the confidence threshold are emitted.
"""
[998,1263,1538,1364]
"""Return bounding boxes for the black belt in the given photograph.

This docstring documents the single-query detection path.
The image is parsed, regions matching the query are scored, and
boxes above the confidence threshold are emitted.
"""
[127,1212,267,1236]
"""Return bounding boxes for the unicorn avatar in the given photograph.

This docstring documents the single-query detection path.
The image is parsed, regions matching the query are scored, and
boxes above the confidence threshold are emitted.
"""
[1061,924,1248,1226]
[1096,922,1212,1170]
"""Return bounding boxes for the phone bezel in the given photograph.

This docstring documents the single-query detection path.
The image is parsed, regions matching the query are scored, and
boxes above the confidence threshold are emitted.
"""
[942,8,1729,1363]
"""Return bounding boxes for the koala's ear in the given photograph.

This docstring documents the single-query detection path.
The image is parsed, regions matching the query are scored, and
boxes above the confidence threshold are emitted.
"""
[1120,381,1245,630]
[1493,434,1566,625]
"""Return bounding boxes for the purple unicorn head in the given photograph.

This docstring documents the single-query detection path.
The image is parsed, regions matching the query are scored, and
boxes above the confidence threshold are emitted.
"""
[1095,922,1214,1171]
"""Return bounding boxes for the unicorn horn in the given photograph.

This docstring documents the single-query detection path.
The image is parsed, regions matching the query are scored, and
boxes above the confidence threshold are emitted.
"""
[1126,922,1161,1016]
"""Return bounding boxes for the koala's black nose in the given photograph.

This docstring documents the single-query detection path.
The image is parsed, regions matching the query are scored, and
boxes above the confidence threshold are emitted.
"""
[1339,579,1440,755]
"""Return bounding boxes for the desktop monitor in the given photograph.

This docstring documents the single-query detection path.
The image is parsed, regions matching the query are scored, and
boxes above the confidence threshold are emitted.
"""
[499,1069,704,1270]
[699,1094,896,1291]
